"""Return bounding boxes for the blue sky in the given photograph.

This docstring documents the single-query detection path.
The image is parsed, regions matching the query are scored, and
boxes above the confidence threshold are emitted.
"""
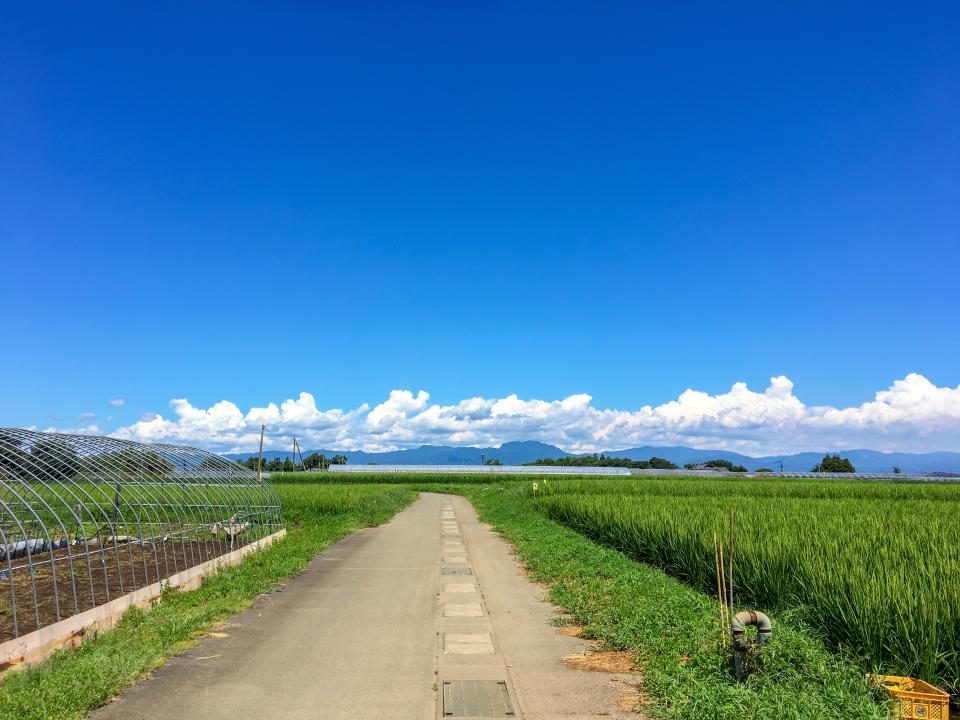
[1,3,958,452]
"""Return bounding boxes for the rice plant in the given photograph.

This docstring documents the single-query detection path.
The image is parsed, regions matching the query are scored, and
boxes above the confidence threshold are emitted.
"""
[532,476,960,699]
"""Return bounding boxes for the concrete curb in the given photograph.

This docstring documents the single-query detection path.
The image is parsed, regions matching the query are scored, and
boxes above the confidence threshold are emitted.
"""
[0,528,286,673]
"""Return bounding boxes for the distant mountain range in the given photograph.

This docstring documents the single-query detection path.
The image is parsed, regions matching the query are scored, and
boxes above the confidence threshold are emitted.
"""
[224,440,960,473]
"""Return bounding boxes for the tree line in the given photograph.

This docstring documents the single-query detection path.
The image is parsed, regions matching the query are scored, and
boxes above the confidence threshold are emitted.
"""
[1,433,177,480]
[524,451,858,474]
[237,453,348,472]
[524,454,679,469]
[232,450,859,474]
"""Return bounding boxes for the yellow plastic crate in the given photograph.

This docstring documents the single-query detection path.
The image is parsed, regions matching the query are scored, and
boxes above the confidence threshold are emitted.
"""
[875,675,950,720]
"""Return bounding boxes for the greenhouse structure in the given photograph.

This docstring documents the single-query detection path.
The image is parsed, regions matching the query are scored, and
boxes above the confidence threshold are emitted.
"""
[0,428,283,643]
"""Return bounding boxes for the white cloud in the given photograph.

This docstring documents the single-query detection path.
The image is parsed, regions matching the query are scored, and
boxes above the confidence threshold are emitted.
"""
[366,390,430,434]
[40,424,100,435]
[109,399,125,407]
[76,412,96,422]
[109,373,960,455]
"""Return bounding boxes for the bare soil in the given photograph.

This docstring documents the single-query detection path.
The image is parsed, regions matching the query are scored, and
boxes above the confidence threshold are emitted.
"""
[0,538,248,641]
[610,680,649,714]
[562,650,639,673]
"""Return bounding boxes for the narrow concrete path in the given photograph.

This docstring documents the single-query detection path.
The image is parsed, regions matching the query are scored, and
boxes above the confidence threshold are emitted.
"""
[92,493,638,719]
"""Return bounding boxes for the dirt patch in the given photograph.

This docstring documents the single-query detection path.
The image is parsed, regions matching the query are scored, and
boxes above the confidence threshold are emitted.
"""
[610,680,650,714]
[563,650,638,673]
[557,625,583,637]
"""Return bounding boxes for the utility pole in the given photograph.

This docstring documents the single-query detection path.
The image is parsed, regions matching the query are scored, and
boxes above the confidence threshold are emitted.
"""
[295,438,307,471]
[257,425,265,483]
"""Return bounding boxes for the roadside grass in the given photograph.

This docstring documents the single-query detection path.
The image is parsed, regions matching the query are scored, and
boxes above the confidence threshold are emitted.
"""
[0,484,413,720]
[452,483,889,720]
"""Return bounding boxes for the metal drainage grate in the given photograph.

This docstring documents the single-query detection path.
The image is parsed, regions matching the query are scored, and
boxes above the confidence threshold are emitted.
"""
[441,567,473,575]
[443,680,515,717]
[443,533,462,540]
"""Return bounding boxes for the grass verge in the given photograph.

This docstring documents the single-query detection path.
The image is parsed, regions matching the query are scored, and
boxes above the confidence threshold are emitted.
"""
[456,483,889,720]
[0,484,413,720]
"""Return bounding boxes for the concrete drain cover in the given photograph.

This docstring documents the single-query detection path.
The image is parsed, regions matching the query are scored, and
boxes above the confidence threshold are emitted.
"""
[441,567,473,575]
[443,534,462,541]
[442,680,514,717]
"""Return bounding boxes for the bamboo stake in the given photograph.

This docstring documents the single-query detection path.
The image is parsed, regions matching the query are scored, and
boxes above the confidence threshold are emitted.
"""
[713,532,727,645]
[718,531,728,644]
[728,509,736,625]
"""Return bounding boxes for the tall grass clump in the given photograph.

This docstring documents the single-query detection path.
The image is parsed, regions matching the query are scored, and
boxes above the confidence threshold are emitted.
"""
[533,476,960,698]
[273,482,413,525]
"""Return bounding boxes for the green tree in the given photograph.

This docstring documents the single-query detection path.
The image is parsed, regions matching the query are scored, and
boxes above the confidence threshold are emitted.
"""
[28,439,83,480]
[99,449,176,479]
[648,457,678,470]
[303,453,329,470]
[812,454,856,473]
[0,432,29,480]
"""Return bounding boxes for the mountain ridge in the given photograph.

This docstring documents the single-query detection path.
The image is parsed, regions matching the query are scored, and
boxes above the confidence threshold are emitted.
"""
[225,441,960,473]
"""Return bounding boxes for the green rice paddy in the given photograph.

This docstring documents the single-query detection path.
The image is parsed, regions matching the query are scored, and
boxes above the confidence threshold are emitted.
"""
[531,476,960,698]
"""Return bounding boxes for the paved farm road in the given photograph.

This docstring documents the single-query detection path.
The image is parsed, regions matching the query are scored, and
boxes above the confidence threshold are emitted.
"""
[93,493,639,719]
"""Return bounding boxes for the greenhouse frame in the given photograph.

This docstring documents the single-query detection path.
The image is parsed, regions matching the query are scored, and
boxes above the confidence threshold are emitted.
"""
[0,428,283,642]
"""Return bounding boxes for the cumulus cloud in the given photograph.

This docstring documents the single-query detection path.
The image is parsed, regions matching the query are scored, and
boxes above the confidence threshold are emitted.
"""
[39,424,100,435]
[107,374,960,455]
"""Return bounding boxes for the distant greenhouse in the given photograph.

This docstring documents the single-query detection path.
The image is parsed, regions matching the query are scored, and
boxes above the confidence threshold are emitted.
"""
[0,428,282,642]
[327,464,631,475]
